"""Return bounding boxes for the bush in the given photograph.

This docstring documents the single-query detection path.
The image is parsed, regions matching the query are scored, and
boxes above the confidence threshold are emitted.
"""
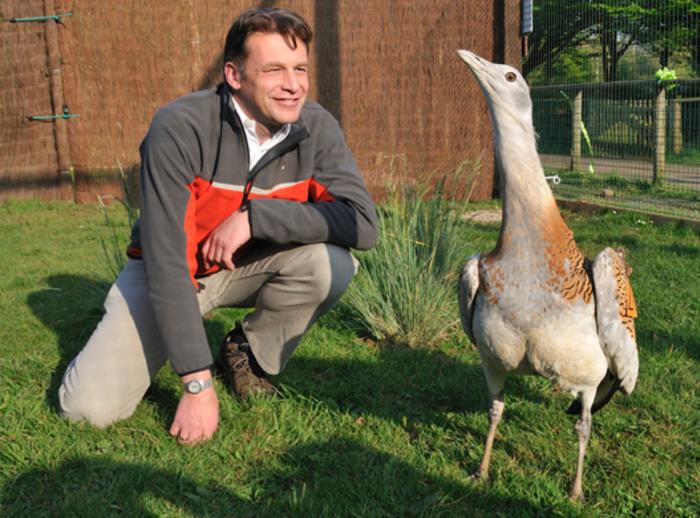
[97,162,139,279]
[341,164,478,348]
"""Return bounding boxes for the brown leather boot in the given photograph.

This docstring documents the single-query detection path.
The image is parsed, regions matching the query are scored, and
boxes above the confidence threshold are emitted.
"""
[218,323,278,397]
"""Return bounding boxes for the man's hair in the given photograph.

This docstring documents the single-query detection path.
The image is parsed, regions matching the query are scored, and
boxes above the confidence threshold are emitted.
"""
[224,8,313,65]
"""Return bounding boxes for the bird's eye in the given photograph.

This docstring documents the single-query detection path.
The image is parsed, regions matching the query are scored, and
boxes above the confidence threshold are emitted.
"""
[505,72,517,82]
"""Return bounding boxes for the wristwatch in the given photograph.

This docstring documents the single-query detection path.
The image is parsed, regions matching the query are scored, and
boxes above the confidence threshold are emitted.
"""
[183,379,213,394]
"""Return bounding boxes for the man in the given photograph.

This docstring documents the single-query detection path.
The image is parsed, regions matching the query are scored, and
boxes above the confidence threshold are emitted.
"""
[59,7,377,445]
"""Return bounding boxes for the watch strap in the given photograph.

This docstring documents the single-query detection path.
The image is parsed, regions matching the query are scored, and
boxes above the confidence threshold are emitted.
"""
[183,378,213,393]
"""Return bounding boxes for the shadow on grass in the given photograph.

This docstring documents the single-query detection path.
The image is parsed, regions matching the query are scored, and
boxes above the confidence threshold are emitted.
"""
[279,325,561,437]
[1,439,551,517]
[25,273,230,424]
[27,274,112,411]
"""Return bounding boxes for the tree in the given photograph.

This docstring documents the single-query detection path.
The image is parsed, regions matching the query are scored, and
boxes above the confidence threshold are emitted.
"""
[524,0,700,82]
[524,1,603,80]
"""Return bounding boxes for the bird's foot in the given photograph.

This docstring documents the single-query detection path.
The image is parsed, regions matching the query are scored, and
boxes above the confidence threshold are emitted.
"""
[468,471,487,484]
[569,488,585,503]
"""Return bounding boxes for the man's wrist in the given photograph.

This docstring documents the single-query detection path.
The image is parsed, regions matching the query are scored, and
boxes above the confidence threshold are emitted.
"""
[181,368,212,383]
[181,368,213,394]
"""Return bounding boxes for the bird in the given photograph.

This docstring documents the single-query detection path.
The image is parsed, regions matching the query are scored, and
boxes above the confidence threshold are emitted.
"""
[456,50,639,502]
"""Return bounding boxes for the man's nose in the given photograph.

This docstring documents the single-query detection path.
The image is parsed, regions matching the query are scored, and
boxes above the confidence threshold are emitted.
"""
[281,69,299,91]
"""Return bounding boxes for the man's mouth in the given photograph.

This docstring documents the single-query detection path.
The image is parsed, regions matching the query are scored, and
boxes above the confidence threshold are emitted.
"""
[275,97,301,106]
[274,97,301,106]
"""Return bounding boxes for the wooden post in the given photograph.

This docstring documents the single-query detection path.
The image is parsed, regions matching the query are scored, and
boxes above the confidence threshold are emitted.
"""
[653,87,666,184]
[43,0,74,200]
[571,90,583,172]
[673,97,682,155]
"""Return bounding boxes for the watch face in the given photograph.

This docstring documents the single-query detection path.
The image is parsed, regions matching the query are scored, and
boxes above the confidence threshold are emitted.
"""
[186,381,202,394]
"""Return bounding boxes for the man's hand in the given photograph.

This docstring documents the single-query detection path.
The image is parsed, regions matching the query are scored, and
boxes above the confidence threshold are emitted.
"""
[201,209,251,270]
[170,369,219,445]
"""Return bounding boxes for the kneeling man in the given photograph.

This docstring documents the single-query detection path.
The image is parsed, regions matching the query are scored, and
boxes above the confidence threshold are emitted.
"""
[59,7,377,445]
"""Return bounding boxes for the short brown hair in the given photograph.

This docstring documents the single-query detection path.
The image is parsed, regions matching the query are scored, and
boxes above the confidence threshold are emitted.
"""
[224,8,313,65]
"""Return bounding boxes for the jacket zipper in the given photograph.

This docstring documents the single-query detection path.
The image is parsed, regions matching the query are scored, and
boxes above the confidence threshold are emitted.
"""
[240,126,310,210]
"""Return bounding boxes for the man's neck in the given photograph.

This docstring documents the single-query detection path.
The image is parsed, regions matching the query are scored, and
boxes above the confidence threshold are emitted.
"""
[231,95,279,144]
[255,122,278,144]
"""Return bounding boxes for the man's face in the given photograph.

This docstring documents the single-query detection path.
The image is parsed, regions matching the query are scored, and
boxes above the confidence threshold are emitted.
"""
[225,31,309,136]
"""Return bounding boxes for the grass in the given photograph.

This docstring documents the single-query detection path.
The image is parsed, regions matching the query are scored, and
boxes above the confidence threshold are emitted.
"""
[341,173,468,348]
[548,170,700,222]
[667,147,700,167]
[96,163,139,279]
[1,200,699,517]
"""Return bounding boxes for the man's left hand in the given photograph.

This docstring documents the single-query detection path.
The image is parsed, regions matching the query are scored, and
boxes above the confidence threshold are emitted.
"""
[170,369,219,445]
[201,209,251,270]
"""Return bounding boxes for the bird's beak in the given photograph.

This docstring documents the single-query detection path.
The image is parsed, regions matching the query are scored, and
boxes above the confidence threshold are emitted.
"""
[456,50,492,92]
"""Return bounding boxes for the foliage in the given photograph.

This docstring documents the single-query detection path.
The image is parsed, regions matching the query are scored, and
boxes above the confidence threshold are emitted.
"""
[527,45,597,86]
[340,166,478,348]
[655,65,679,91]
[96,163,139,279]
[616,43,662,80]
[1,201,699,516]
[526,0,700,83]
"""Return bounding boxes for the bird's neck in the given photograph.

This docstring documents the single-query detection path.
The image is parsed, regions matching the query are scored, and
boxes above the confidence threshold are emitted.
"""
[490,114,572,255]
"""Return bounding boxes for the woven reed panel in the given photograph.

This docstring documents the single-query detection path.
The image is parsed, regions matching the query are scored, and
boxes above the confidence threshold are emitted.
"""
[0,0,520,201]
[324,0,515,200]
[56,0,316,201]
[0,0,60,200]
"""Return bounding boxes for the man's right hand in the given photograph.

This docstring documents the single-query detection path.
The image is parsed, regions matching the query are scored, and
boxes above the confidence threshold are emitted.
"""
[169,371,219,445]
[201,209,252,270]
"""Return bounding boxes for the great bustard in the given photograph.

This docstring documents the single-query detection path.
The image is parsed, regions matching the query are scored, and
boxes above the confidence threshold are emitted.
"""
[456,50,639,501]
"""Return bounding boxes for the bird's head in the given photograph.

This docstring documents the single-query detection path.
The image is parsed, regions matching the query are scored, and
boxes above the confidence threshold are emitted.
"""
[456,50,532,130]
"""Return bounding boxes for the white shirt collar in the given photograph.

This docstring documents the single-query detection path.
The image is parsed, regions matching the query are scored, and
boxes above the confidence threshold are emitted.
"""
[230,97,291,170]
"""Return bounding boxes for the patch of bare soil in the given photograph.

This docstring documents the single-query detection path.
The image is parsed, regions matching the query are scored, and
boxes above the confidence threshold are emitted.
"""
[461,209,502,223]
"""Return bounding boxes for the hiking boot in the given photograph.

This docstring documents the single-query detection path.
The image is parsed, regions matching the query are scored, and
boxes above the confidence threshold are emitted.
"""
[218,323,278,397]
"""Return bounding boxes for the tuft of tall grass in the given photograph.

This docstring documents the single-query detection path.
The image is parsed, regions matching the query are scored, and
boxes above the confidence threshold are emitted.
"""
[97,162,139,279]
[342,163,479,348]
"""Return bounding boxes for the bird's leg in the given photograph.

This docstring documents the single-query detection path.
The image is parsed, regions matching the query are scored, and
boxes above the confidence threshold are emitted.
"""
[472,392,504,481]
[570,390,594,502]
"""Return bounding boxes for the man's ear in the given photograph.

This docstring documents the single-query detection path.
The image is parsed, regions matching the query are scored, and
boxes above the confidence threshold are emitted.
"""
[224,61,242,90]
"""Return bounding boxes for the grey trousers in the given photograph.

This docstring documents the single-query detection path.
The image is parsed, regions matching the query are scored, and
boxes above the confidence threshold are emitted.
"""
[59,242,357,427]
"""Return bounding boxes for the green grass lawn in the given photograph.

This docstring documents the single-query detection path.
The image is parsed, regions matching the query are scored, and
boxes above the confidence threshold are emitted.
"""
[1,200,698,517]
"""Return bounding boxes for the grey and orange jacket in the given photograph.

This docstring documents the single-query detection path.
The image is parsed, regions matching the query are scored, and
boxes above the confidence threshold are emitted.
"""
[128,84,378,375]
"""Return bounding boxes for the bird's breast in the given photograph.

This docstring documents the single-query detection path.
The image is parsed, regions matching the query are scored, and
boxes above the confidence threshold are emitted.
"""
[478,243,593,330]
[473,283,602,383]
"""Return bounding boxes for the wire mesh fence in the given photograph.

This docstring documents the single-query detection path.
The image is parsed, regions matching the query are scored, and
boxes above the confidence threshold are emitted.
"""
[525,0,700,221]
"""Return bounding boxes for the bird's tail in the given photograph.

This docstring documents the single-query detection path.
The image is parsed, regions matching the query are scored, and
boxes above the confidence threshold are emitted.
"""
[566,370,621,415]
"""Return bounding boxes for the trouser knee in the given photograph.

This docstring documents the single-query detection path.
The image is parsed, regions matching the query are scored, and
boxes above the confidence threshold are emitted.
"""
[291,243,357,306]
[239,243,359,375]
[57,262,162,428]
[58,354,151,428]
[59,376,132,428]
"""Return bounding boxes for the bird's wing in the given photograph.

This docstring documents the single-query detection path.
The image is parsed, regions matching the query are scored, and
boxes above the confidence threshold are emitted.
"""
[458,255,481,345]
[592,247,639,394]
